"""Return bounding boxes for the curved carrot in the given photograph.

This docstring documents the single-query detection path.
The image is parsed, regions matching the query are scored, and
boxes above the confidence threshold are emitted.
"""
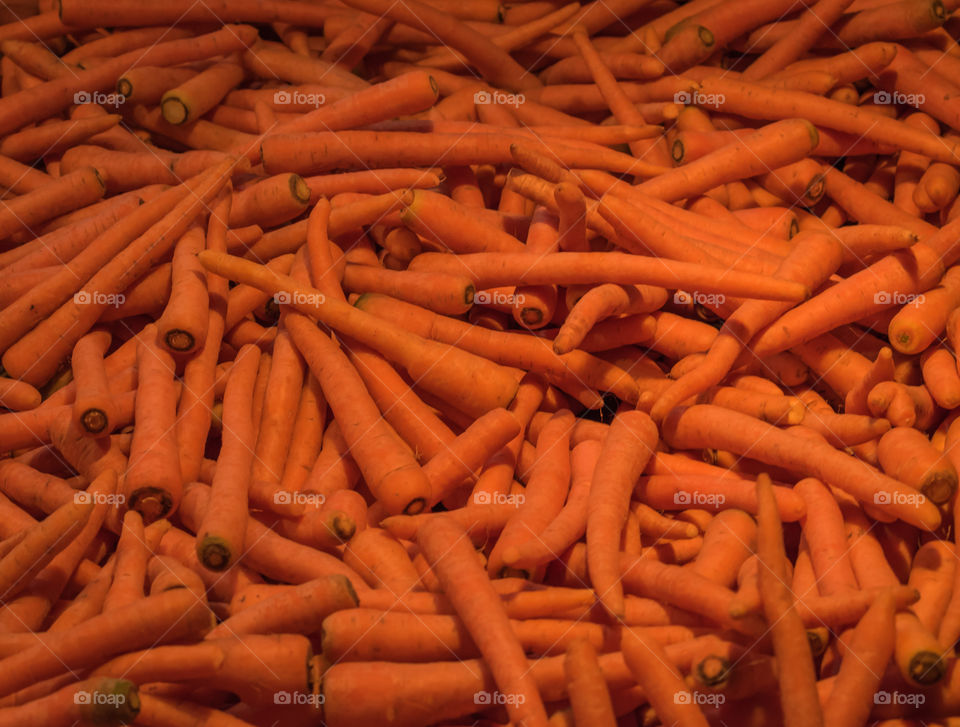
[588,410,658,619]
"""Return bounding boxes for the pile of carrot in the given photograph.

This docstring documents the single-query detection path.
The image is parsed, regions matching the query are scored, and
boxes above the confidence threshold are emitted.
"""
[5,0,960,725]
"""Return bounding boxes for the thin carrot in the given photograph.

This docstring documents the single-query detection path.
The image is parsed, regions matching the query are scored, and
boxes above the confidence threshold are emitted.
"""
[286,313,432,515]
[588,410,658,619]
[418,514,549,726]
[102,509,147,611]
[197,343,260,571]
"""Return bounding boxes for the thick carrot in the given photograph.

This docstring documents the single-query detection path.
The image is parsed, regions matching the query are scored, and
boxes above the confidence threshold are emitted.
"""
[122,333,182,523]
[878,426,958,504]
[70,330,115,436]
[418,515,548,726]
[156,225,208,354]
[161,59,245,125]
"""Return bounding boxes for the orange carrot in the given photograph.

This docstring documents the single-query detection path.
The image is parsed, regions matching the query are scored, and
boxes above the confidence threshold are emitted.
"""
[121,332,182,523]
[588,410,658,619]
[197,343,260,571]
[418,515,549,726]
[70,330,116,435]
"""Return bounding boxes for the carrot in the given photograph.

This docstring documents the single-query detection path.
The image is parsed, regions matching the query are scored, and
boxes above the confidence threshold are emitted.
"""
[698,75,960,165]
[795,477,859,596]
[486,408,574,577]
[417,515,549,726]
[342,264,475,316]
[262,129,666,178]
[286,313,432,515]
[685,509,756,588]
[68,330,114,435]
[181,481,367,591]
[752,472,825,726]
[0,492,92,603]
[102,509,147,611]
[921,344,960,408]
[0,114,119,163]
[565,638,617,727]
[662,405,941,530]
[198,252,522,418]
[249,330,305,510]
[116,67,197,105]
[196,343,260,571]
[587,410,658,619]
[122,333,182,523]
[909,540,957,634]
[0,586,213,699]
[503,439,601,571]
[156,225,208,354]
[409,250,807,302]
[823,589,896,727]
[742,0,856,79]
[147,554,207,598]
[133,694,258,727]
[206,574,356,639]
[0,676,140,727]
[161,59,245,125]
[878,427,957,505]
[887,265,960,354]
[621,626,710,727]
[343,527,421,594]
